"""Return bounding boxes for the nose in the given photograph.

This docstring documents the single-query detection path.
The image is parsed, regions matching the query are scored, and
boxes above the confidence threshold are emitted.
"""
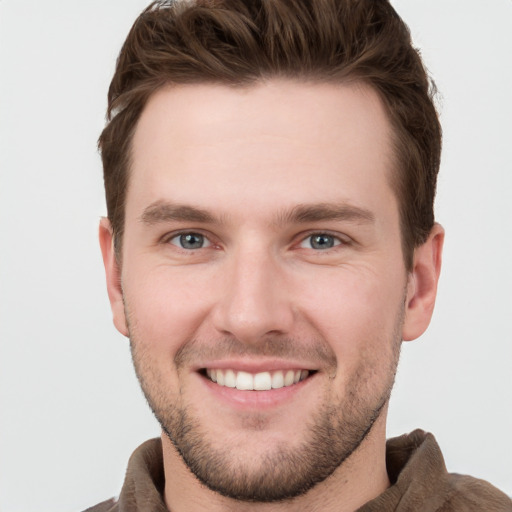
[211,247,294,343]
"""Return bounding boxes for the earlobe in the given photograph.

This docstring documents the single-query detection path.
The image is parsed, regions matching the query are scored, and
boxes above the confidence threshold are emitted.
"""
[402,223,445,341]
[99,218,129,337]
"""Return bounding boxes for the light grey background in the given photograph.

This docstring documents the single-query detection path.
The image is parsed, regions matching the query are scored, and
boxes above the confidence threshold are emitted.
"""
[0,1,510,510]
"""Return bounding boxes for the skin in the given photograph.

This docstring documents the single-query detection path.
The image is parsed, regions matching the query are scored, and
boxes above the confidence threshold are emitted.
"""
[100,80,444,512]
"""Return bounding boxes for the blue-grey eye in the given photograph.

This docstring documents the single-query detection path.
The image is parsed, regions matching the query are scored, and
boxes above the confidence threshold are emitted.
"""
[170,233,210,249]
[300,234,340,250]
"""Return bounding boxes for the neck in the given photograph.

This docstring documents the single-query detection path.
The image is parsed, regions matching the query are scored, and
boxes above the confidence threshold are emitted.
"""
[162,413,390,512]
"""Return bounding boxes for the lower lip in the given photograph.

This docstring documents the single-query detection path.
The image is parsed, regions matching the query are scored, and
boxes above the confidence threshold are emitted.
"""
[199,372,315,410]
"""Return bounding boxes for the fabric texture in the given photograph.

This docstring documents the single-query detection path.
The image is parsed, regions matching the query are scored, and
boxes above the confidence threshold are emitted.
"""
[84,430,511,512]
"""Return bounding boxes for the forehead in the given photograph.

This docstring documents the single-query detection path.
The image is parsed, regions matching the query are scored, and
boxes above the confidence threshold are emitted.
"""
[128,80,396,223]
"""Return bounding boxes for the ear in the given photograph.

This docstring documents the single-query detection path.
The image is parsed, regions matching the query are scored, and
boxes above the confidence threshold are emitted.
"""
[99,218,129,337]
[402,223,444,341]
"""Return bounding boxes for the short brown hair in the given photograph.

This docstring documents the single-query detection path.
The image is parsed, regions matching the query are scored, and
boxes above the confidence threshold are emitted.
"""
[99,0,441,270]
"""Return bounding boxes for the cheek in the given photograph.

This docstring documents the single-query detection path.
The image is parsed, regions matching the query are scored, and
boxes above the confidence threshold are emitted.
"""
[122,264,216,352]
[295,265,405,357]
[295,268,404,402]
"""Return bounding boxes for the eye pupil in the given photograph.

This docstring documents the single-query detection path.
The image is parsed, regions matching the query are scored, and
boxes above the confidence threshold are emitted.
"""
[180,233,204,249]
[311,234,334,249]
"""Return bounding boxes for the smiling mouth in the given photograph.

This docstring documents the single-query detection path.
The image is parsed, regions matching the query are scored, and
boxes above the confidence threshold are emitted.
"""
[202,368,314,391]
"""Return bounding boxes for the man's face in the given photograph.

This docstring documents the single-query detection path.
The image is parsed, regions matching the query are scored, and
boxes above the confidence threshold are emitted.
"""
[105,81,421,501]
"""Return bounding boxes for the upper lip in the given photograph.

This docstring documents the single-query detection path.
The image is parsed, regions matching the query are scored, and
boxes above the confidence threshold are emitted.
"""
[195,359,318,373]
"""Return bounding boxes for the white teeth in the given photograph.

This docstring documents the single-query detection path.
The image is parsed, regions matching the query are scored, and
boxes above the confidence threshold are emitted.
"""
[224,369,236,388]
[284,370,295,386]
[254,372,272,390]
[206,368,311,391]
[271,371,284,389]
[236,371,253,390]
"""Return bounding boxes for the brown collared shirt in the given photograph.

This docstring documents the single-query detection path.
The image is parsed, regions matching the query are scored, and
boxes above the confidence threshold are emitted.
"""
[85,430,512,512]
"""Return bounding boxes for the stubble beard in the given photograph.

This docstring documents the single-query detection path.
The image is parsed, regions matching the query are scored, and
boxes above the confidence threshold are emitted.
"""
[128,308,403,503]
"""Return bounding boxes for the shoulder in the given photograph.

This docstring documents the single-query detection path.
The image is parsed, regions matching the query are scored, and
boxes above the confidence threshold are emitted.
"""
[380,430,512,512]
[81,438,164,512]
[440,473,512,512]
[82,497,117,512]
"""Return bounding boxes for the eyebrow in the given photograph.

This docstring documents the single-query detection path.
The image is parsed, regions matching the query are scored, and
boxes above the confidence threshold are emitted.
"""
[139,200,375,227]
[276,203,375,225]
[140,201,216,225]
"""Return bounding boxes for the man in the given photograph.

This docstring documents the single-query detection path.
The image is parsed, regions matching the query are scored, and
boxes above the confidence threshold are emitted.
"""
[91,0,511,510]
